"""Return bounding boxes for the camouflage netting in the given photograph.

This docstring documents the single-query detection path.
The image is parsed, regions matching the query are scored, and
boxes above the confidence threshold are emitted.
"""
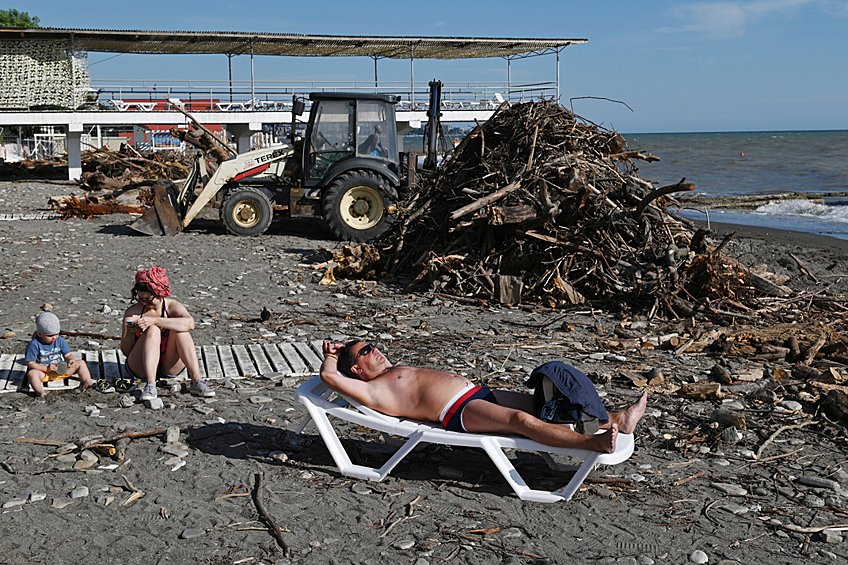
[0,39,89,109]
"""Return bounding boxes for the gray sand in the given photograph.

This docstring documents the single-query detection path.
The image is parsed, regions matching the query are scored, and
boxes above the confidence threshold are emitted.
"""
[1,181,847,564]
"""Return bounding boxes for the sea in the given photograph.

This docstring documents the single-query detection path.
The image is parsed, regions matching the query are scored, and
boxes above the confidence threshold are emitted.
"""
[619,130,848,241]
[406,130,848,241]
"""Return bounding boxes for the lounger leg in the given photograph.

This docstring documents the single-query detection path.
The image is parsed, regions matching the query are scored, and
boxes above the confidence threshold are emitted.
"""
[556,452,601,501]
[301,401,425,482]
[479,438,602,503]
[478,438,561,503]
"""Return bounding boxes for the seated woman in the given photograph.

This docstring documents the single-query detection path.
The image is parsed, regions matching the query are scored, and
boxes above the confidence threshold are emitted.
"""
[121,266,214,400]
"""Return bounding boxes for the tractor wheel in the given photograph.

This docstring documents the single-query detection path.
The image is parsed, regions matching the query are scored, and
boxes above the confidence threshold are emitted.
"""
[322,170,397,242]
[220,187,273,236]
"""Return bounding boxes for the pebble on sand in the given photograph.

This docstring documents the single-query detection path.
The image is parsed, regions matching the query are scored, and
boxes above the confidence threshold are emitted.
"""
[688,549,708,563]
[180,528,206,539]
[69,486,89,499]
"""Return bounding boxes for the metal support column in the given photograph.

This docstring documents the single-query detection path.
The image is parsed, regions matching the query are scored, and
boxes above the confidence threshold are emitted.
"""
[250,43,255,104]
[556,48,561,101]
[410,47,415,105]
[228,54,234,103]
[507,57,511,101]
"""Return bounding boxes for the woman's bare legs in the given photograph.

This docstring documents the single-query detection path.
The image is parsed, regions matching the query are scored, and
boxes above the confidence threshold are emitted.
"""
[160,330,203,384]
[126,324,162,384]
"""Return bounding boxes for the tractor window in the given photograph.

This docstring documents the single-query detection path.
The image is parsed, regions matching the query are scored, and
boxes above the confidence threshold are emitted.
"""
[308,100,354,180]
[356,100,396,160]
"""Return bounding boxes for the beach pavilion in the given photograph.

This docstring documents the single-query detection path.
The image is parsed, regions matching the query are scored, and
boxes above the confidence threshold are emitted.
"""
[0,28,586,179]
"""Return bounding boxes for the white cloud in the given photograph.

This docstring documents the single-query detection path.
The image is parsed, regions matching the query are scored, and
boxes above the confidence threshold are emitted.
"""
[662,0,818,38]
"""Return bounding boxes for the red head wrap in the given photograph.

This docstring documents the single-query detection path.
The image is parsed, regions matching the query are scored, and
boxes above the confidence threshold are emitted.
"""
[135,266,171,298]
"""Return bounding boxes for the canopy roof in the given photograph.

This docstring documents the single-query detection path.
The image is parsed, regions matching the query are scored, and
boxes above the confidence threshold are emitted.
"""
[0,28,586,59]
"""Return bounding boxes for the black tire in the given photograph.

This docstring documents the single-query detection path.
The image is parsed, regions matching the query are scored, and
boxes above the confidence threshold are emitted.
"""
[220,187,273,236]
[322,170,397,242]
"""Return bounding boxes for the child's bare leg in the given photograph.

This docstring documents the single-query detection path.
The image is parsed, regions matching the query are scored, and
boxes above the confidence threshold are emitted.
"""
[72,360,94,389]
[27,370,47,398]
[604,391,648,434]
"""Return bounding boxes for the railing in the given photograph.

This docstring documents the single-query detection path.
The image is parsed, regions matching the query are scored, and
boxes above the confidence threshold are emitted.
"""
[87,79,558,112]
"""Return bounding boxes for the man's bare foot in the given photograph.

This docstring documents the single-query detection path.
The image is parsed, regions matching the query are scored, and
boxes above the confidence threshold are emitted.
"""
[615,391,648,434]
[591,424,618,453]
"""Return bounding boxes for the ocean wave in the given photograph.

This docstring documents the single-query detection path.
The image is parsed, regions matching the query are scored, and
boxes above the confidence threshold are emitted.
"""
[754,200,848,224]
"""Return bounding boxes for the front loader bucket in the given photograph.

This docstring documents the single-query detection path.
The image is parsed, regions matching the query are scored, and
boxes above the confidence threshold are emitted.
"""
[129,184,183,236]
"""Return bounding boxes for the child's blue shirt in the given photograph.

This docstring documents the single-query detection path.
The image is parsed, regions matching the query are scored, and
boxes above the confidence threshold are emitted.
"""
[25,334,70,366]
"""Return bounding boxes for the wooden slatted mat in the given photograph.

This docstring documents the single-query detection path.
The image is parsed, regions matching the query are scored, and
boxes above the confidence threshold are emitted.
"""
[0,341,323,394]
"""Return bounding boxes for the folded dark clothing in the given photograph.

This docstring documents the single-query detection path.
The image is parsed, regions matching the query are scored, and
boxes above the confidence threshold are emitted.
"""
[528,361,609,425]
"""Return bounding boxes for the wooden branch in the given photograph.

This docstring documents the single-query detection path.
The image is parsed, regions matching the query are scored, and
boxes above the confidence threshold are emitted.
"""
[167,99,237,158]
[450,178,522,220]
[252,472,291,557]
[755,421,817,460]
[789,252,819,283]
[61,330,122,340]
[608,150,661,163]
[81,428,167,450]
[635,178,695,220]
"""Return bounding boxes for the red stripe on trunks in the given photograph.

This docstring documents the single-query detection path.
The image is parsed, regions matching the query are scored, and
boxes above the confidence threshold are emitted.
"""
[441,385,482,429]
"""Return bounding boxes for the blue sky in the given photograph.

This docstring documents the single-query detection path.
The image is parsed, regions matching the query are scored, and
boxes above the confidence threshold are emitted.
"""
[13,0,848,133]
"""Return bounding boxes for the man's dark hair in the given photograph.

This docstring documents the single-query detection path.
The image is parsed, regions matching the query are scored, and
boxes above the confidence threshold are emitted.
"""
[337,340,362,379]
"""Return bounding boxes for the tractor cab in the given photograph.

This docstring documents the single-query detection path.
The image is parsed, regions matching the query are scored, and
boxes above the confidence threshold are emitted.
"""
[302,92,400,187]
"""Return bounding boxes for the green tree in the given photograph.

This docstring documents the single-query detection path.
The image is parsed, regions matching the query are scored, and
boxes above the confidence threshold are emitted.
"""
[0,9,40,28]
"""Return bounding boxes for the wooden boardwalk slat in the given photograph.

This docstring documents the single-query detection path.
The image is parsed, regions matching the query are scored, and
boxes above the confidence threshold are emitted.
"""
[10,354,27,389]
[247,344,274,376]
[262,344,292,374]
[0,353,17,392]
[195,345,207,380]
[202,346,223,380]
[101,349,122,381]
[293,342,323,371]
[278,343,309,374]
[8,354,27,391]
[231,344,258,378]
[311,340,324,359]
[217,345,240,379]
[84,351,101,381]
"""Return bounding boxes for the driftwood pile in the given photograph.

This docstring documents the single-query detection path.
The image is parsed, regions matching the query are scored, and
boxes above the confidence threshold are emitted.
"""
[0,155,67,178]
[382,100,784,317]
[79,145,194,192]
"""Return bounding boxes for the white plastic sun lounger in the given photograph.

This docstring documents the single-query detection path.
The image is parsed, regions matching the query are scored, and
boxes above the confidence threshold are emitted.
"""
[295,375,635,503]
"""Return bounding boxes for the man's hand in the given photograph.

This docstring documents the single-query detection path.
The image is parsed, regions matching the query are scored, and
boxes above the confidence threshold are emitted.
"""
[67,359,77,372]
[47,363,58,373]
[322,340,342,357]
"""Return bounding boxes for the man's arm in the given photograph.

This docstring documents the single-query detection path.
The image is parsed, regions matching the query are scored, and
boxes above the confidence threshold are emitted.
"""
[319,342,376,407]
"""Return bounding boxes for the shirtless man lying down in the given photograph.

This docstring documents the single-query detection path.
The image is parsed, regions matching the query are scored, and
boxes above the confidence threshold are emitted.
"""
[320,340,647,454]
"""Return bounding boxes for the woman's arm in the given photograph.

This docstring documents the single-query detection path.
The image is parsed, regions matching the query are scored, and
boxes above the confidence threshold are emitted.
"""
[120,306,141,356]
[135,299,196,333]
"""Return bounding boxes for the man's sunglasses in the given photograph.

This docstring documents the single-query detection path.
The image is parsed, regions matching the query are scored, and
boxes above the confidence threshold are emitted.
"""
[356,343,376,359]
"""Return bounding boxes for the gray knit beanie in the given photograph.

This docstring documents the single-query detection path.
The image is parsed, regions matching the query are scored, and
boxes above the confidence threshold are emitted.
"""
[35,312,61,335]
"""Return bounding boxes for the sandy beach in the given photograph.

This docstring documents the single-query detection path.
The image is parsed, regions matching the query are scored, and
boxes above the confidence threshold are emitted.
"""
[1,180,847,565]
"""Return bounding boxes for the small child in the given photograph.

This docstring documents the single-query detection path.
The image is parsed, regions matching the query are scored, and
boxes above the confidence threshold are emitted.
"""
[25,312,94,397]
